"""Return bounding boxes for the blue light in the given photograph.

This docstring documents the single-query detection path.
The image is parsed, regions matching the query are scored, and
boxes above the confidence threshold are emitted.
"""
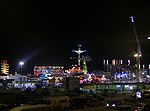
[39,74,46,79]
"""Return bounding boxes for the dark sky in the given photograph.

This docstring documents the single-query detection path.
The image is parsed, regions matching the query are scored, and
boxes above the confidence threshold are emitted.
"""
[0,1,150,73]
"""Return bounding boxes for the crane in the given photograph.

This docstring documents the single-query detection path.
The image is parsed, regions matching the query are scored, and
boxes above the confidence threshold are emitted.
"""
[130,16,142,83]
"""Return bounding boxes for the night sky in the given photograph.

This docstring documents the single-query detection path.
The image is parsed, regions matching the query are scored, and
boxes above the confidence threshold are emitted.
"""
[0,1,150,73]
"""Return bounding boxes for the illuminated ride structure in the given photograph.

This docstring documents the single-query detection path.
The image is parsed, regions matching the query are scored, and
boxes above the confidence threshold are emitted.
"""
[103,59,134,82]
[103,59,150,83]
[1,60,9,76]
[67,65,83,74]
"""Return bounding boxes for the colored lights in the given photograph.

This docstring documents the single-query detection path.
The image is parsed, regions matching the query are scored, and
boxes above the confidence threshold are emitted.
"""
[34,66,64,78]
[1,60,9,75]
[134,53,141,57]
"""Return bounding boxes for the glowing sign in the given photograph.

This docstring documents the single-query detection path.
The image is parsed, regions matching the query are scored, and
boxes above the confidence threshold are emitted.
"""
[1,60,9,75]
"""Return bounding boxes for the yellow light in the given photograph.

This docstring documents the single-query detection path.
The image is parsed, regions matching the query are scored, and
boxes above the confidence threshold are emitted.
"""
[134,53,138,57]
[134,53,141,57]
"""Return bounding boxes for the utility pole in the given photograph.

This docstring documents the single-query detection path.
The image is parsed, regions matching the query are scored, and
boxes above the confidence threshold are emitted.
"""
[130,16,142,83]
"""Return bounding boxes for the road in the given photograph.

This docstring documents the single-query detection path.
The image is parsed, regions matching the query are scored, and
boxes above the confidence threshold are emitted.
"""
[72,106,121,111]
[72,94,135,111]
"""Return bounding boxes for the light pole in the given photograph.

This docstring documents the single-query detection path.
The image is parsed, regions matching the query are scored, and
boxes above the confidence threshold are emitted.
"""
[19,61,24,75]
[134,53,141,82]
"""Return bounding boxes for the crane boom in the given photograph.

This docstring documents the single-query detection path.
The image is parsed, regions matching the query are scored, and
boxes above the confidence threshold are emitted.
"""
[129,16,142,56]
[130,16,142,83]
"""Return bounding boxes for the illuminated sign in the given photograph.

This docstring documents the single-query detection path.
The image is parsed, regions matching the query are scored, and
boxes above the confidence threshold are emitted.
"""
[1,60,9,75]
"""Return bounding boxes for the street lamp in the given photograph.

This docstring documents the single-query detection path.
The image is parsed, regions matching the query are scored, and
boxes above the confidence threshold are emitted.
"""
[19,61,24,74]
[134,53,141,82]
[148,37,150,40]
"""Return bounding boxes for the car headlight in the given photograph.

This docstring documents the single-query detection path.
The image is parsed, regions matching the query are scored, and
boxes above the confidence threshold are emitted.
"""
[112,104,115,107]
[106,104,109,106]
